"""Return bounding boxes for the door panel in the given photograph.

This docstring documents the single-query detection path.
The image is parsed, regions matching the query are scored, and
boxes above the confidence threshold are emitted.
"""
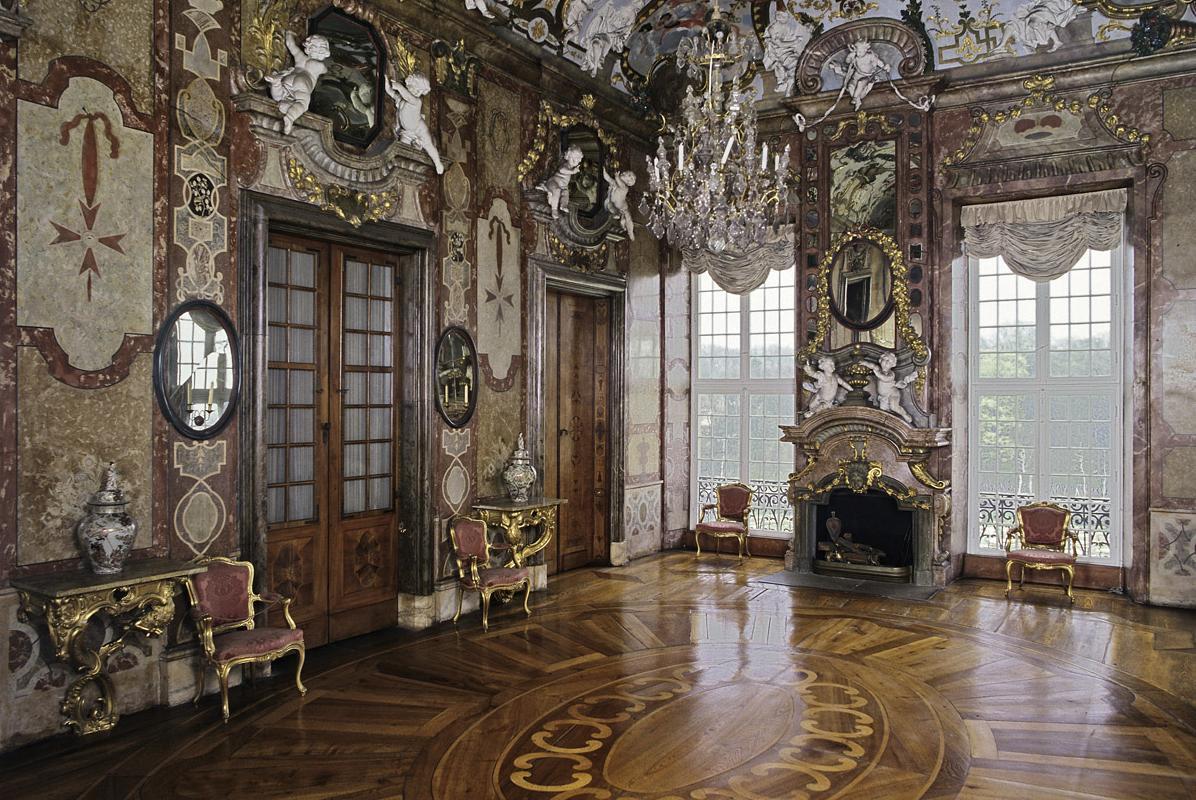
[544,294,561,575]
[265,235,400,646]
[545,291,610,574]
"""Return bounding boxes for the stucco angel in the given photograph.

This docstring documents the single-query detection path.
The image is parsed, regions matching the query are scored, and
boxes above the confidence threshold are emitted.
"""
[603,168,636,240]
[538,145,584,219]
[829,41,892,110]
[803,356,851,417]
[465,0,495,19]
[1000,0,1078,53]
[577,0,638,77]
[862,351,917,424]
[266,32,331,135]
[761,1,814,96]
[384,72,445,175]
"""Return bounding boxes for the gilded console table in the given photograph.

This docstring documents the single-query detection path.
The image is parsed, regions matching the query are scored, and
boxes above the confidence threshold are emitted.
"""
[473,497,566,567]
[12,559,207,735]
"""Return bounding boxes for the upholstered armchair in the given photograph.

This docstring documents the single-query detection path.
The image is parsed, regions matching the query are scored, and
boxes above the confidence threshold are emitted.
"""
[1004,502,1082,603]
[450,516,532,632]
[185,557,306,722]
[695,482,753,560]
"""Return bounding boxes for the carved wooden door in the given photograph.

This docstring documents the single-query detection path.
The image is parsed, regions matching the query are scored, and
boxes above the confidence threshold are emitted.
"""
[264,235,400,647]
[544,290,610,575]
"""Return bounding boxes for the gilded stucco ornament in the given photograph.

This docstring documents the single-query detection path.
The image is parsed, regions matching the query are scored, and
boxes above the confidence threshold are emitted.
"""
[518,96,622,183]
[286,157,398,227]
[432,38,480,98]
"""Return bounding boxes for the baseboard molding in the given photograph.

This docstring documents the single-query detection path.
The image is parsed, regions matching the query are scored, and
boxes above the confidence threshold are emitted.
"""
[678,531,788,559]
[962,553,1124,591]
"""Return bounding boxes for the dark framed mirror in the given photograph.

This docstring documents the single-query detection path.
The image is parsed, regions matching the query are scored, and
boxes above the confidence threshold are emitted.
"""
[559,124,607,228]
[435,326,477,428]
[829,237,894,330]
[154,300,240,439]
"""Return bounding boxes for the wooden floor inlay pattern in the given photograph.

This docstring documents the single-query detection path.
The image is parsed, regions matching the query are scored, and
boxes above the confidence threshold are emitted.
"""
[2,553,1195,799]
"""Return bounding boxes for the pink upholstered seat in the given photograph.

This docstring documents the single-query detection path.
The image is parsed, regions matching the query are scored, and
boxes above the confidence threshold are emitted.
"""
[695,519,746,534]
[190,561,253,625]
[473,567,530,589]
[450,516,533,631]
[213,627,304,661]
[1009,548,1076,566]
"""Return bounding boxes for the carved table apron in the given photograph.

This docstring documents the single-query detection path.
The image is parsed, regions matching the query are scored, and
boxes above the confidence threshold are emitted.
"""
[12,559,207,735]
[472,497,567,568]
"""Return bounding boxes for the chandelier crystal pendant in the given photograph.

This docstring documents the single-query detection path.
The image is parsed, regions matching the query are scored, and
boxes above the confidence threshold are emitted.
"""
[641,3,792,255]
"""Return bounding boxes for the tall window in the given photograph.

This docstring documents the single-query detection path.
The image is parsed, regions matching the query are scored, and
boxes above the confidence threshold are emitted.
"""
[691,271,796,535]
[968,249,1124,563]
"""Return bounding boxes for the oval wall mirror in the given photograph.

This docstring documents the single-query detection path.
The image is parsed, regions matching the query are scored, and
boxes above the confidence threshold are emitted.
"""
[829,237,894,330]
[154,300,240,440]
[435,326,478,428]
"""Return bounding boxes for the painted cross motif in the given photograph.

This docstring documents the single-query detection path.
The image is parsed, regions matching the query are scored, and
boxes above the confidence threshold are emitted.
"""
[485,215,515,329]
[1158,516,1195,576]
[50,112,128,301]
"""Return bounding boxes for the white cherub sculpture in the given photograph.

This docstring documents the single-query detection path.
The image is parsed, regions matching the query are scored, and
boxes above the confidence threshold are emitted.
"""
[862,351,917,423]
[384,72,445,175]
[577,0,638,77]
[762,1,814,96]
[829,41,892,110]
[266,32,331,135]
[538,145,584,219]
[603,168,636,240]
[464,0,495,19]
[802,356,851,417]
[1000,0,1078,53]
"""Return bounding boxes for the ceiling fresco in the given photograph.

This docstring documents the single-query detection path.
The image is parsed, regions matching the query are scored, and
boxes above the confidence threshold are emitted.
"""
[492,0,1184,104]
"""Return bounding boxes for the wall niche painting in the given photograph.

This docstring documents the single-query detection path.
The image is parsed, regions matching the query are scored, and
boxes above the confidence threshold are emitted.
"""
[308,7,386,148]
[829,139,897,235]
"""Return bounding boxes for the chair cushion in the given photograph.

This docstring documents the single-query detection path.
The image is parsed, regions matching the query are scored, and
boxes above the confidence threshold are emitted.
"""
[696,520,746,535]
[1019,506,1068,546]
[452,518,488,560]
[191,562,252,626]
[717,484,752,518]
[1008,549,1076,566]
[463,567,529,589]
[213,627,303,662]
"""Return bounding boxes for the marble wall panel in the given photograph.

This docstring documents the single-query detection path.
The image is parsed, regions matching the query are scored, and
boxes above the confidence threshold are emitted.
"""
[477,197,522,386]
[625,232,661,485]
[1161,151,1196,290]
[16,350,153,564]
[18,0,154,113]
[1162,448,1196,500]
[1160,300,1196,437]
[475,378,522,499]
[1163,86,1196,141]
[1149,510,1196,606]
[624,483,663,561]
[477,78,520,193]
[16,77,154,372]
[662,259,691,543]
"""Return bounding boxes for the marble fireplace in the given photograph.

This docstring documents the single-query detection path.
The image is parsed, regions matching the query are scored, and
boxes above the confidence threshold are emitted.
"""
[781,407,951,587]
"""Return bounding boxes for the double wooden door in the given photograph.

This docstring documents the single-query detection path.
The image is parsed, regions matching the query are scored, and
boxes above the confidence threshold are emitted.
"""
[544,290,610,575]
[264,234,401,646]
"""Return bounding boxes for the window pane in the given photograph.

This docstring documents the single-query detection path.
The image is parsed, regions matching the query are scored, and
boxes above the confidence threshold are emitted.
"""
[747,394,795,533]
[975,392,1038,550]
[976,256,1035,380]
[1047,250,1114,378]
[748,270,796,380]
[696,273,741,380]
[695,393,741,508]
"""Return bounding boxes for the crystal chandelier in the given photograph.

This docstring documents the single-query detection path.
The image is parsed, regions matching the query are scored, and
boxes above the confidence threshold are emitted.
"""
[641,3,791,254]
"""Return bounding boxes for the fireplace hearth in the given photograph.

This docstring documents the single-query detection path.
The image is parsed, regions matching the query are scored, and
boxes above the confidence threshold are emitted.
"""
[814,490,914,583]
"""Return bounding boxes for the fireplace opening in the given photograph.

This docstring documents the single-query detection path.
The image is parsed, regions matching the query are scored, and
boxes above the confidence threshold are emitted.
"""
[813,489,914,582]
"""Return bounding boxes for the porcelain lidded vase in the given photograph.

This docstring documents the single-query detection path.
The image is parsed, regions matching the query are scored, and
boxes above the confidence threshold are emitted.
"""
[501,433,537,503]
[76,462,138,574]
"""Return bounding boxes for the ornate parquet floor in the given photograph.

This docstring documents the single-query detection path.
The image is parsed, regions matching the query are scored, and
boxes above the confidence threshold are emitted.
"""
[3,552,1196,799]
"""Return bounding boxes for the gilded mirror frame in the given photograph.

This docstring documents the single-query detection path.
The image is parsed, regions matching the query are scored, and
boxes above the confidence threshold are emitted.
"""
[153,299,241,440]
[802,227,928,363]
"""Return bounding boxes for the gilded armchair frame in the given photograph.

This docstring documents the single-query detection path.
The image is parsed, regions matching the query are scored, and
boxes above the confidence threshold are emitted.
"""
[1004,501,1082,603]
[450,516,532,632]
[184,556,306,722]
[695,482,754,560]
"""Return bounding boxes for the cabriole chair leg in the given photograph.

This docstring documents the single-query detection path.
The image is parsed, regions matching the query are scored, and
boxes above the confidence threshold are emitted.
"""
[523,580,532,617]
[452,585,464,625]
[1004,559,1015,598]
[295,646,307,695]
[218,665,231,723]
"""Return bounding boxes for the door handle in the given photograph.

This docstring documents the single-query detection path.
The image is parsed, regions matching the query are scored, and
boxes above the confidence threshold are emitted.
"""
[559,428,569,437]
[321,421,331,444]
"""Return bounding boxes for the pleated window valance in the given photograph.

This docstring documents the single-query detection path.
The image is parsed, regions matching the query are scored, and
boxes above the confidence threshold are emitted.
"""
[962,188,1126,282]
[683,229,795,295]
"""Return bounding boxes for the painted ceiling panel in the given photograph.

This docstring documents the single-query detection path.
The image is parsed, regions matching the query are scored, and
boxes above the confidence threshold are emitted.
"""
[491,0,1178,100]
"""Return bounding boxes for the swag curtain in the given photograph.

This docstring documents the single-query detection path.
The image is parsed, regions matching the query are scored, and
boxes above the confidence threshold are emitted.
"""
[683,230,795,295]
[961,189,1126,281]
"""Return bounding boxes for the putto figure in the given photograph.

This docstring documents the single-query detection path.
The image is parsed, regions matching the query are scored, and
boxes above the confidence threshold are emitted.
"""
[538,145,584,219]
[577,0,638,77]
[384,72,445,174]
[802,356,851,417]
[266,32,331,135]
[862,351,917,423]
[1001,0,1079,53]
[464,0,495,19]
[761,0,814,96]
[603,168,636,239]
[829,40,892,110]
